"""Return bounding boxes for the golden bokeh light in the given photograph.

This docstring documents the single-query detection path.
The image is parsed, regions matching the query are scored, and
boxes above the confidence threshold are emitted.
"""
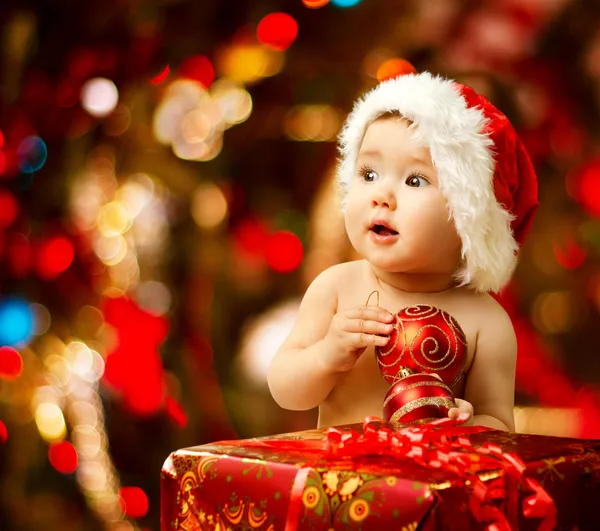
[94,235,128,266]
[217,44,284,84]
[283,104,342,141]
[35,402,67,441]
[97,201,133,237]
[191,182,229,229]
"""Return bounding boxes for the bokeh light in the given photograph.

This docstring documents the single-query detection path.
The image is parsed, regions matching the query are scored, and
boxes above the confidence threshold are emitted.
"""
[178,55,215,88]
[31,303,52,335]
[136,281,172,316]
[0,420,6,443]
[151,64,171,85]
[48,440,78,474]
[237,299,299,386]
[217,44,284,84]
[37,236,75,279]
[17,136,47,173]
[165,397,187,427]
[0,346,23,380]
[257,13,298,51]
[302,0,330,8]
[376,58,417,82]
[265,231,303,273]
[283,104,342,141]
[331,0,362,7]
[119,486,149,518]
[191,182,228,229]
[35,402,67,441]
[0,297,34,347]
[81,78,119,118]
[0,189,18,228]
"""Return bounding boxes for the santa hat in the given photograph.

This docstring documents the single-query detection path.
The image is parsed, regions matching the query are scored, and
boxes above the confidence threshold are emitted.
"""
[337,72,539,293]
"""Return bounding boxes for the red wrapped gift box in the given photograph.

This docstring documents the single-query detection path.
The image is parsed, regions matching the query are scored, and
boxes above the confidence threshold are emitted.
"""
[161,419,600,531]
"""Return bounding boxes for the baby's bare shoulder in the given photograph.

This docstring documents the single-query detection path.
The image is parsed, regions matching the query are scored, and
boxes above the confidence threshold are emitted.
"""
[313,260,367,288]
[453,290,512,332]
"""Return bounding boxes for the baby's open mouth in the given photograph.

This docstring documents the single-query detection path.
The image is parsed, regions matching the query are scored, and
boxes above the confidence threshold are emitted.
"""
[371,224,399,236]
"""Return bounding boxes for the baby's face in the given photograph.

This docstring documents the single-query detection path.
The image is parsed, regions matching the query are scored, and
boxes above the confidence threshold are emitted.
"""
[344,116,462,276]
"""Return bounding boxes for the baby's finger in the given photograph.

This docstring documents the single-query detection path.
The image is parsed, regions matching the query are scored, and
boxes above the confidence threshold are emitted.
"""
[351,332,390,349]
[344,306,394,323]
[345,318,394,336]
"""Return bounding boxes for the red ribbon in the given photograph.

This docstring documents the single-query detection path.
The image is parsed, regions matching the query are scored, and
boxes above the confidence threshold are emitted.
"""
[321,415,557,531]
[211,415,557,530]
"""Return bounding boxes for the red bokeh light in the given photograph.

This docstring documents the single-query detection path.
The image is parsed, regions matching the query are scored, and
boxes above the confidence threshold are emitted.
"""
[376,58,417,82]
[36,236,75,280]
[567,159,600,217]
[0,347,23,380]
[120,486,149,518]
[233,217,270,256]
[257,13,298,51]
[165,397,187,428]
[48,441,78,474]
[178,55,215,88]
[265,230,303,273]
[151,65,171,85]
[553,239,586,269]
[0,190,18,228]
[0,420,7,443]
[102,297,168,416]
[0,151,6,177]
[0,130,4,148]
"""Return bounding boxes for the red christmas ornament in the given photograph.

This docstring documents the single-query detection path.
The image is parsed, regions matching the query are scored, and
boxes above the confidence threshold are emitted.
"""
[375,304,467,424]
[383,370,456,424]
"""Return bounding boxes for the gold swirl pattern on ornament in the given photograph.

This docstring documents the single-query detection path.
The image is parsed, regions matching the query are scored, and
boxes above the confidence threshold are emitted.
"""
[389,396,456,424]
[391,417,439,427]
[409,324,456,371]
[376,317,403,359]
[383,380,452,408]
[443,311,467,346]
[401,305,439,321]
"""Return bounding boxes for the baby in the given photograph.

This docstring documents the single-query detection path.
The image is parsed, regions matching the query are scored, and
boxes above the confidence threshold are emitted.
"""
[268,72,538,431]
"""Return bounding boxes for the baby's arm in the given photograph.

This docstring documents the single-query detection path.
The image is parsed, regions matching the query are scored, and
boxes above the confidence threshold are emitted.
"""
[462,298,517,431]
[268,265,392,411]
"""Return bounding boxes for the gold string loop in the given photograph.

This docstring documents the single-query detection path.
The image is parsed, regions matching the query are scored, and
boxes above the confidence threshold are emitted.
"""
[365,290,380,307]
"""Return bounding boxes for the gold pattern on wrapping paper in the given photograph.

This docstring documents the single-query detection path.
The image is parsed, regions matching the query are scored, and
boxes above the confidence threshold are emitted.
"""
[383,380,452,408]
[349,498,369,522]
[536,457,567,482]
[389,396,456,423]
[322,471,363,500]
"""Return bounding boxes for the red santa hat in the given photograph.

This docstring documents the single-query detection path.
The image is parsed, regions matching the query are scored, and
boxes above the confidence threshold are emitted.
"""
[337,72,539,293]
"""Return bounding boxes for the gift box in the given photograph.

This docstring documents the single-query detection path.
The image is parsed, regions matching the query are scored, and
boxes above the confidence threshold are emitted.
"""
[161,419,600,531]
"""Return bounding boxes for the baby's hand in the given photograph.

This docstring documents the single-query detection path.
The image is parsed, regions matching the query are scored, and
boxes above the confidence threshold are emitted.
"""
[448,398,474,425]
[322,306,394,373]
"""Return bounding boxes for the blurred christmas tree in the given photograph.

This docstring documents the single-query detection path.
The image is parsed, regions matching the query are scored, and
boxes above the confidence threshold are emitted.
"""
[2,0,600,529]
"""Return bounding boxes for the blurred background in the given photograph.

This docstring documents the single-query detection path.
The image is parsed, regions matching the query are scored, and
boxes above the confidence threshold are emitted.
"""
[1,0,600,529]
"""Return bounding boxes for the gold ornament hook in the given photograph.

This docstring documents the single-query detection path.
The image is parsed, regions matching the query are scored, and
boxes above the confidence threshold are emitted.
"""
[365,290,380,307]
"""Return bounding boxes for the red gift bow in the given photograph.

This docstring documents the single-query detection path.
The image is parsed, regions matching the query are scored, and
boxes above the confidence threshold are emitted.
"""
[322,415,557,531]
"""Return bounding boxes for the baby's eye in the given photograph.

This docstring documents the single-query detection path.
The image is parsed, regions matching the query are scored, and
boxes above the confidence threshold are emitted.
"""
[361,169,379,182]
[406,174,429,187]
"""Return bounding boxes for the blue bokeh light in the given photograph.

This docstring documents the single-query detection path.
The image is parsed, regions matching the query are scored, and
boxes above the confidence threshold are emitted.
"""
[17,136,48,173]
[331,0,362,7]
[0,298,34,347]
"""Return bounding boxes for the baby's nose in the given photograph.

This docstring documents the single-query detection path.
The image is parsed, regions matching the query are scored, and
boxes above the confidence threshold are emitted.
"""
[370,187,396,209]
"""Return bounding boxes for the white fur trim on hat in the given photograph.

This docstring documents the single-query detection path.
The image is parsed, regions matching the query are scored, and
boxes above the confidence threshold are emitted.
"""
[337,72,518,293]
